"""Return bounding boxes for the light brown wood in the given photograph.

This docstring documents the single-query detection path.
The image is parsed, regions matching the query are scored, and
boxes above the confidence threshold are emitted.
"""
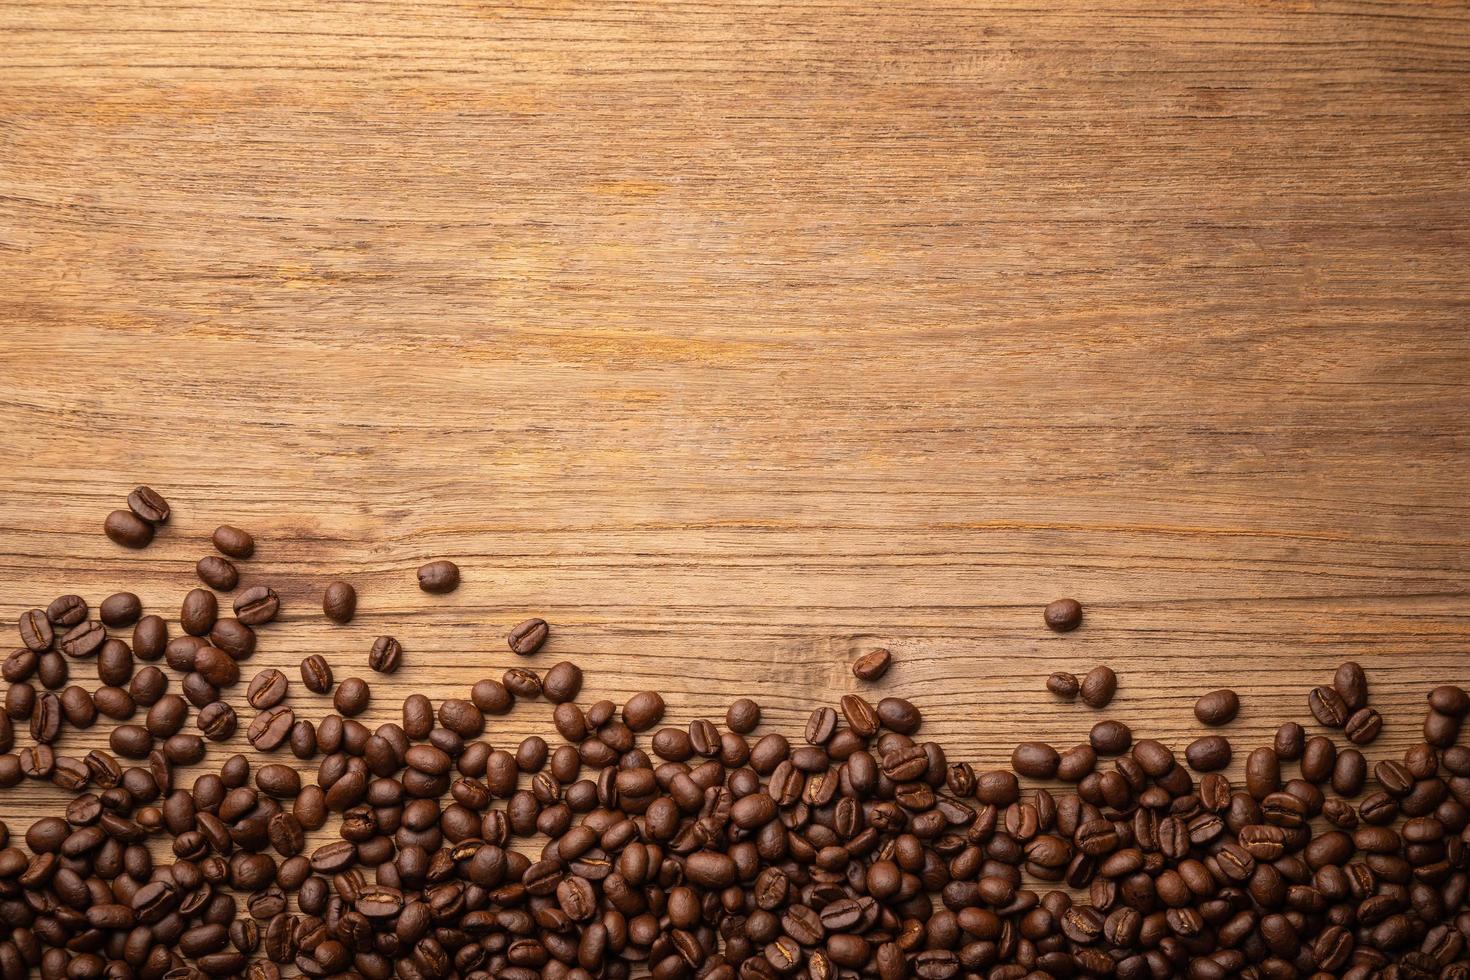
[0,0,1468,896]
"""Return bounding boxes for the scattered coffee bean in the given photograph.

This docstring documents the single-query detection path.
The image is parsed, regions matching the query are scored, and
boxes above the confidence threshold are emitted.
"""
[180,588,218,636]
[247,669,289,710]
[1185,735,1232,771]
[132,615,168,660]
[1308,684,1348,728]
[1194,688,1239,726]
[196,555,239,591]
[18,609,53,652]
[212,524,255,559]
[299,653,333,694]
[366,636,402,674]
[319,579,357,623]
[59,620,107,658]
[333,677,370,716]
[852,648,892,681]
[232,585,279,626]
[727,697,761,733]
[1043,597,1083,632]
[104,509,155,548]
[1345,706,1383,745]
[507,617,549,655]
[98,592,142,628]
[542,661,583,703]
[1045,671,1079,699]
[1333,660,1369,711]
[417,559,460,593]
[126,485,171,523]
[1079,664,1117,708]
[45,594,88,627]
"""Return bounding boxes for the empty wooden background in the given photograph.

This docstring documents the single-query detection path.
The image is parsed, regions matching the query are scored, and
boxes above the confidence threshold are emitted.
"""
[0,0,1467,866]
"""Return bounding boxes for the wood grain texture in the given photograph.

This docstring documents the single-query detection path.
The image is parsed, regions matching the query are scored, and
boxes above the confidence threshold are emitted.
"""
[1,0,1468,898]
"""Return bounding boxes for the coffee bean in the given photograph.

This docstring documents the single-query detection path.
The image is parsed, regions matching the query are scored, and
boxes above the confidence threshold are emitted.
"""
[212,524,255,559]
[1308,685,1348,728]
[1273,721,1305,761]
[300,654,333,694]
[367,636,402,674]
[1012,742,1060,779]
[320,580,356,623]
[1428,684,1469,717]
[727,697,761,733]
[1088,719,1132,755]
[127,486,171,523]
[248,707,294,751]
[1333,661,1369,711]
[197,701,238,741]
[46,595,88,627]
[1194,689,1239,726]
[1344,707,1382,745]
[622,691,665,731]
[131,615,167,660]
[98,592,143,628]
[180,589,218,636]
[1046,671,1079,700]
[233,585,280,626]
[196,556,239,591]
[104,510,155,548]
[208,617,255,659]
[248,669,290,709]
[1080,665,1117,708]
[1185,735,1232,772]
[333,677,370,716]
[96,639,133,686]
[1043,598,1083,632]
[852,648,892,681]
[59,621,107,658]
[18,609,53,652]
[542,661,583,703]
[36,650,66,689]
[417,560,460,594]
[507,617,549,655]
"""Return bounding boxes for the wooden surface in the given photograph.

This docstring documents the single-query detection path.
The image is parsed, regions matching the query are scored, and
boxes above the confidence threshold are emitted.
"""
[1,0,1469,863]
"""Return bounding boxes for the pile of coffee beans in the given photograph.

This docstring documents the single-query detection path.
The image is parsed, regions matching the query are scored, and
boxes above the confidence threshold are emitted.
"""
[0,490,1468,980]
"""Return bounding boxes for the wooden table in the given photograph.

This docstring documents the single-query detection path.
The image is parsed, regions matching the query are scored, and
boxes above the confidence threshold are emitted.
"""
[1,0,1467,861]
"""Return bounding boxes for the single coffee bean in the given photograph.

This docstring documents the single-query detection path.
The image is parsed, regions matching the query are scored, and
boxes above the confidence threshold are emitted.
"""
[1274,721,1305,761]
[59,621,107,658]
[1044,598,1083,632]
[1424,708,1461,748]
[1012,742,1060,779]
[542,661,583,703]
[1090,720,1132,755]
[180,589,218,636]
[1331,748,1367,796]
[208,618,255,659]
[1333,661,1369,711]
[1300,735,1336,783]
[507,617,549,655]
[30,692,61,743]
[233,585,280,626]
[212,524,255,559]
[417,560,460,594]
[197,702,238,741]
[623,691,664,731]
[127,486,171,523]
[248,669,290,710]
[1344,707,1382,745]
[2,649,35,683]
[876,696,921,734]
[1428,684,1469,717]
[1308,686,1348,728]
[727,698,761,734]
[1046,672,1079,700]
[46,595,88,628]
[852,648,892,681]
[321,581,356,623]
[1185,736,1232,772]
[36,650,66,689]
[334,677,370,716]
[1194,689,1240,726]
[105,510,155,548]
[367,636,402,674]
[196,556,239,592]
[296,654,332,695]
[1245,746,1280,799]
[132,615,168,660]
[96,639,133,687]
[18,609,53,652]
[98,592,142,628]
[1080,666,1117,708]
[248,707,294,751]
[193,645,239,687]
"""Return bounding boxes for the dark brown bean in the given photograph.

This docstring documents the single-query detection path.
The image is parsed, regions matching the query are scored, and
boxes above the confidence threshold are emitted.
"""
[196,556,239,591]
[322,580,356,623]
[367,636,402,674]
[852,648,892,681]
[105,510,155,548]
[180,589,218,636]
[507,617,549,655]
[99,592,143,628]
[127,486,171,523]
[1194,689,1239,726]
[334,677,370,716]
[233,585,280,626]
[1080,665,1117,708]
[212,524,255,559]
[1043,598,1083,632]
[542,661,583,703]
[1333,661,1368,711]
[300,654,333,694]
[416,560,460,594]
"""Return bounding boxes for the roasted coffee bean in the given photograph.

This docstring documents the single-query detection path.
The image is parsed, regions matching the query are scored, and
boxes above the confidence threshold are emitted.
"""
[197,701,238,741]
[234,585,280,626]
[132,615,168,660]
[1044,598,1083,632]
[180,589,218,636]
[301,654,333,694]
[852,648,892,681]
[623,691,665,731]
[1331,748,1367,797]
[334,677,370,716]
[1194,689,1239,726]
[212,524,255,559]
[727,697,761,733]
[208,618,255,659]
[1080,665,1117,708]
[36,650,67,689]
[542,661,583,703]
[367,636,402,674]
[1308,685,1348,728]
[322,580,356,623]
[248,669,290,709]
[1345,707,1382,745]
[96,639,133,686]
[127,485,171,523]
[47,594,88,628]
[1012,742,1060,779]
[507,617,549,655]
[1186,736,1232,772]
[105,509,155,548]
[1090,719,1132,755]
[417,560,460,594]
[197,556,239,591]
[1274,721,1305,761]
[59,620,107,658]
[1046,670,1080,699]
[248,707,294,752]
[98,592,142,628]
[1334,661,1369,711]
[1245,746,1280,799]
